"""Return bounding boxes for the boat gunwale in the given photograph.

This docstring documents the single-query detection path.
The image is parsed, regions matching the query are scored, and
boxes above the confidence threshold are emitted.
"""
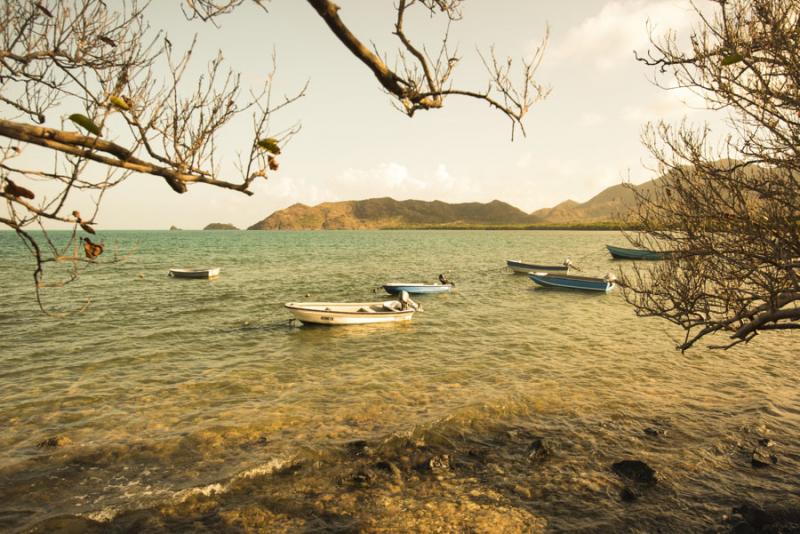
[284,302,413,316]
[382,283,452,289]
[506,259,568,270]
[605,244,667,259]
[530,272,612,283]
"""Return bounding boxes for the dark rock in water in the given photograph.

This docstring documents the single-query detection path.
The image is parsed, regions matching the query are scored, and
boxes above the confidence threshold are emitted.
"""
[611,460,657,485]
[256,436,269,446]
[751,446,778,468]
[27,515,105,533]
[620,486,639,502]
[733,504,771,530]
[757,437,774,448]
[528,437,550,462]
[730,503,800,532]
[36,436,71,448]
[467,447,490,463]
[346,440,369,457]
[644,427,667,438]
[374,460,403,479]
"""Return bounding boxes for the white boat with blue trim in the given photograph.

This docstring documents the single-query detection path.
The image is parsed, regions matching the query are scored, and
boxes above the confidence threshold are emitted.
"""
[286,292,420,325]
[528,272,616,292]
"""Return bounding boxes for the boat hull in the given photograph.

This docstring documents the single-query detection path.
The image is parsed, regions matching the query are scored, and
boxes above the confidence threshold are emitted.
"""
[606,245,665,261]
[528,273,614,292]
[383,283,452,295]
[169,267,221,279]
[506,259,568,274]
[285,302,416,325]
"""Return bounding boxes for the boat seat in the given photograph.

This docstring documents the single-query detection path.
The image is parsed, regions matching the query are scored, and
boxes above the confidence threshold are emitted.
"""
[358,307,375,313]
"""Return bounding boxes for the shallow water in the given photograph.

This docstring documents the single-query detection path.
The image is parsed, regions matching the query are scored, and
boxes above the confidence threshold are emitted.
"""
[0,230,798,532]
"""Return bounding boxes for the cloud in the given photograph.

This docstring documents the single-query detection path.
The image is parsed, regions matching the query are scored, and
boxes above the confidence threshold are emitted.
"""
[551,0,695,71]
[251,162,485,210]
[622,87,707,122]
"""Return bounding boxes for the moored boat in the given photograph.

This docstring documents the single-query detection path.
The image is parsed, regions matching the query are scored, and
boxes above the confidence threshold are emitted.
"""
[168,267,221,279]
[286,292,420,325]
[528,272,615,292]
[383,283,452,295]
[606,244,666,261]
[506,259,571,274]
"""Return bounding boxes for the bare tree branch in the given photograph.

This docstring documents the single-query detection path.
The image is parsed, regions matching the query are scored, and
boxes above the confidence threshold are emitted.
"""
[622,0,800,350]
[304,0,549,137]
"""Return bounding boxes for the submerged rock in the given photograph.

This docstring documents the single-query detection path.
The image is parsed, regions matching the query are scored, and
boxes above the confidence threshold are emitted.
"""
[620,486,639,502]
[373,460,403,480]
[644,427,667,438]
[345,440,369,457]
[730,503,800,532]
[757,437,774,448]
[528,437,551,462]
[751,446,778,468]
[36,436,72,448]
[27,515,105,533]
[611,460,657,485]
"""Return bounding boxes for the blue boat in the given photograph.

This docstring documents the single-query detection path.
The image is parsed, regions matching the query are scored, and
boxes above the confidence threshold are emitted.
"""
[606,244,666,261]
[506,259,570,274]
[528,272,615,292]
[383,283,453,295]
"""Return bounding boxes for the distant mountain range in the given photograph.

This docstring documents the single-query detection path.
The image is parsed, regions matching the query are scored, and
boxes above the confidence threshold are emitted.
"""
[246,177,663,230]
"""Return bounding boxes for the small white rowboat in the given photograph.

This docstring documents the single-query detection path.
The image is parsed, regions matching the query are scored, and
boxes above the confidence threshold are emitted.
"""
[168,267,221,279]
[286,292,420,325]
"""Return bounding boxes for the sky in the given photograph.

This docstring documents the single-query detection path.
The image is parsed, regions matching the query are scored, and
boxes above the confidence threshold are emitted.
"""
[10,0,723,229]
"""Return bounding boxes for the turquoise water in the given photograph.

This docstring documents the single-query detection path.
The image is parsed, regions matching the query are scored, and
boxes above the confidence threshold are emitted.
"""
[0,230,798,531]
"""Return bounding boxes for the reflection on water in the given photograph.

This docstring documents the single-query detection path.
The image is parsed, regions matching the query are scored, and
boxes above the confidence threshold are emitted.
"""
[0,230,798,532]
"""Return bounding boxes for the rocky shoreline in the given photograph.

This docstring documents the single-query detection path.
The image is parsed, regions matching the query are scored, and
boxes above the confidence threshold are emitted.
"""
[20,422,798,533]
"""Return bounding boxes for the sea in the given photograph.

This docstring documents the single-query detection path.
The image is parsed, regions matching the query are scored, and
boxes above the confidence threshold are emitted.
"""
[0,229,798,532]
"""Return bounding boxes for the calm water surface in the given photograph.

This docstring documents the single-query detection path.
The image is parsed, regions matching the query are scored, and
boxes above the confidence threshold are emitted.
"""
[0,230,798,532]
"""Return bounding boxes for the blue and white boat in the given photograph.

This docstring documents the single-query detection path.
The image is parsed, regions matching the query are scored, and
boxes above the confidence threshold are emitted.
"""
[506,259,571,274]
[383,282,453,295]
[528,272,615,292]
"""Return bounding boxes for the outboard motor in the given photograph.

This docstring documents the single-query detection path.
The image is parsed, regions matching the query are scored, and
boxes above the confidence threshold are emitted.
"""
[399,290,420,311]
[438,273,454,286]
[564,258,580,272]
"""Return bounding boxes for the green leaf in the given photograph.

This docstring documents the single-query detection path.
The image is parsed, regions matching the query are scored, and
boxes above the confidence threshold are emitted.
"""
[721,52,744,66]
[109,95,130,111]
[68,114,102,136]
[257,138,281,155]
